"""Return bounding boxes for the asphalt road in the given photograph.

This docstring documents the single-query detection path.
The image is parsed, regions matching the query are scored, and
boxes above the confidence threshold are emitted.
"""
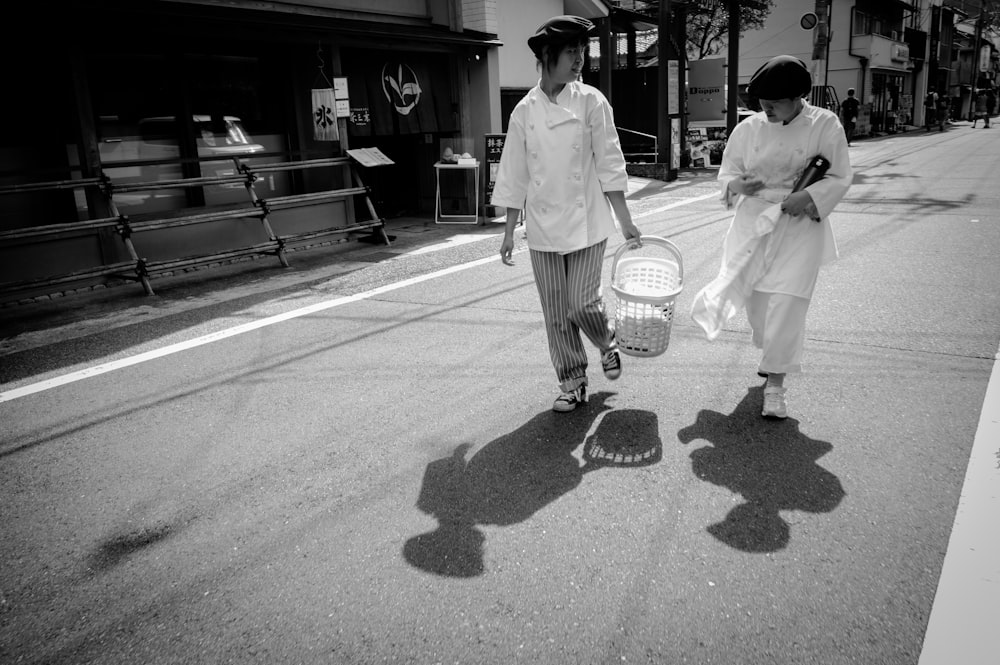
[2,122,999,665]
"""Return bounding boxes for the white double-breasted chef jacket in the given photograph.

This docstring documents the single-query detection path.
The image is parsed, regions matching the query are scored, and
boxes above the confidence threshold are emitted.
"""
[691,102,853,339]
[490,81,628,254]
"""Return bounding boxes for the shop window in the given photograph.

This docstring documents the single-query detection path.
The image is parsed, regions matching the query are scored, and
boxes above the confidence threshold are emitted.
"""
[69,51,292,219]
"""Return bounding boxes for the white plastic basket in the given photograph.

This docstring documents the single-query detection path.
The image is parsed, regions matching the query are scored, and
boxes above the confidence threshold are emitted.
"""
[610,236,683,357]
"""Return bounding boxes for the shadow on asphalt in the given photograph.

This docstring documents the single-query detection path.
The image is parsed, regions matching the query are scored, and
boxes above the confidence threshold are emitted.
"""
[403,392,662,577]
[677,385,845,553]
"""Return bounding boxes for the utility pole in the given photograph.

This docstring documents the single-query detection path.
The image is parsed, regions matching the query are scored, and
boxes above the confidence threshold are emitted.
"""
[969,8,985,120]
[657,0,680,180]
[727,0,739,133]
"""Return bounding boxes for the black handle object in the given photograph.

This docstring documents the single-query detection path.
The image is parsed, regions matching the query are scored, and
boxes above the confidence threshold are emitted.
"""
[791,155,831,193]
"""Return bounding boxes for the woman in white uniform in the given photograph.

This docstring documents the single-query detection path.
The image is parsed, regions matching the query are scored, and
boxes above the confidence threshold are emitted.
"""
[691,55,852,418]
[491,15,642,413]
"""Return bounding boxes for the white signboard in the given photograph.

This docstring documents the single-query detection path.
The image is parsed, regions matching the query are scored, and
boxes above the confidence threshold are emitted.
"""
[688,59,726,122]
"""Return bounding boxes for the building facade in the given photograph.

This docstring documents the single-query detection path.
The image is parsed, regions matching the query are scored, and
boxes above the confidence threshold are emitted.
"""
[0,0,504,293]
[736,0,997,135]
[1,0,630,297]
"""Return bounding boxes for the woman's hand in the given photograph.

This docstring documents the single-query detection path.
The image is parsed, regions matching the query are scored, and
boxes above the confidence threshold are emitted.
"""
[780,191,817,219]
[729,174,765,197]
[500,208,521,265]
[620,219,642,247]
[500,234,515,266]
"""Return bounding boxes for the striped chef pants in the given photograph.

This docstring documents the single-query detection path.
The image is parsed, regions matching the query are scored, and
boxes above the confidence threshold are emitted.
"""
[530,239,614,392]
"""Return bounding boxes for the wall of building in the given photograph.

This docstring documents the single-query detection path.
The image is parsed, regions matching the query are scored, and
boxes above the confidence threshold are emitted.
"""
[497,0,564,89]
[737,1,860,95]
[463,0,498,34]
[0,0,503,296]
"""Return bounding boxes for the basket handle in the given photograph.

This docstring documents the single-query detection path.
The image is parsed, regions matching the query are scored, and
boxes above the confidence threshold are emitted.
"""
[611,235,683,284]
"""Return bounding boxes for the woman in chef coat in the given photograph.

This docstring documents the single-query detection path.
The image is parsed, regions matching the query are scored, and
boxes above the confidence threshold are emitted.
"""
[491,15,642,413]
[691,55,852,419]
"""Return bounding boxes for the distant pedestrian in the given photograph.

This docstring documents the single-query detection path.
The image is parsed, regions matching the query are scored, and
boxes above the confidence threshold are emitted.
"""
[840,88,860,146]
[491,14,642,413]
[972,89,990,128]
[924,88,938,131]
[690,55,853,419]
[937,94,949,131]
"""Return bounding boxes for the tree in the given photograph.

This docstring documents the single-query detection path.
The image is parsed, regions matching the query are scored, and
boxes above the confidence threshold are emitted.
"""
[629,0,776,60]
[686,0,776,60]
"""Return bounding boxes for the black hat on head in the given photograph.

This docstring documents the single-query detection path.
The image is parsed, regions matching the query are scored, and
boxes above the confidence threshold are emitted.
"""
[747,55,812,100]
[527,15,595,59]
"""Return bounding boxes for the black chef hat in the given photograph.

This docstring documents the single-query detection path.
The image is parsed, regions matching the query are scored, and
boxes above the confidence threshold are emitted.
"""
[747,55,812,100]
[527,15,595,59]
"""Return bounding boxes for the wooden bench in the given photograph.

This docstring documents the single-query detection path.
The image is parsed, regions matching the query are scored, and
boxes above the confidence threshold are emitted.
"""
[0,156,390,301]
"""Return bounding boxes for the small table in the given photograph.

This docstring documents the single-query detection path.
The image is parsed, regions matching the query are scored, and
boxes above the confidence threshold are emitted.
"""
[434,161,480,224]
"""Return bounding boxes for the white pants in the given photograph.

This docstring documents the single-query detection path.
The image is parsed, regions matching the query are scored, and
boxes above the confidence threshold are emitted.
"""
[747,290,810,375]
[530,241,613,392]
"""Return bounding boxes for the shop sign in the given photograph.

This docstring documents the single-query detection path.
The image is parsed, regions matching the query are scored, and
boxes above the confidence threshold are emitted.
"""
[334,77,351,118]
[311,88,339,141]
[351,107,371,128]
[891,44,909,62]
[668,60,680,115]
[485,133,505,202]
[688,59,725,122]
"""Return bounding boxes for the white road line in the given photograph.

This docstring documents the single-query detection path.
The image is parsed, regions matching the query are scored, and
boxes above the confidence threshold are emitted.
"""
[917,344,1000,665]
[0,189,718,404]
[633,191,718,218]
[0,254,497,403]
[405,233,501,255]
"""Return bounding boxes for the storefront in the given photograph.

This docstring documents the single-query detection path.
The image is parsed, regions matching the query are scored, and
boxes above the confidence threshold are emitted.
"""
[870,70,910,133]
[0,1,498,288]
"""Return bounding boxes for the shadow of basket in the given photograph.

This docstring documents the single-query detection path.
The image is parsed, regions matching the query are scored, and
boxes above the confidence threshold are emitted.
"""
[582,409,662,467]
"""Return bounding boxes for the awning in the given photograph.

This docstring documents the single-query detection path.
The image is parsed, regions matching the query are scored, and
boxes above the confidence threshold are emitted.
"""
[565,0,610,19]
[871,65,913,74]
[90,1,503,49]
[609,7,658,33]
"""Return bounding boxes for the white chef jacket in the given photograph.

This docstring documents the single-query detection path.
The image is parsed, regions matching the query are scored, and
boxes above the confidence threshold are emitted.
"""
[691,102,852,339]
[490,81,628,254]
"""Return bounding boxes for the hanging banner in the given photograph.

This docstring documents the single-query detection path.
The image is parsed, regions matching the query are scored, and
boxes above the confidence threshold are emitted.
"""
[342,50,454,137]
[311,88,339,141]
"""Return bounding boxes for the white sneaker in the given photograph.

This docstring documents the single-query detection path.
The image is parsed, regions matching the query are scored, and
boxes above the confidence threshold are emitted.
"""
[762,386,787,419]
[553,385,587,413]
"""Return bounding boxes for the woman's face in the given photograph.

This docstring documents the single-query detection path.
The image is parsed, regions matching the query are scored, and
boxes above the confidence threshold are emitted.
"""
[544,42,586,84]
[760,98,802,124]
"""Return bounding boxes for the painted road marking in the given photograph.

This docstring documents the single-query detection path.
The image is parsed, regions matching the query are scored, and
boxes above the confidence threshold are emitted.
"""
[0,254,496,403]
[917,341,1000,665]
[405,233,501,255]
[0,191,720,404]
